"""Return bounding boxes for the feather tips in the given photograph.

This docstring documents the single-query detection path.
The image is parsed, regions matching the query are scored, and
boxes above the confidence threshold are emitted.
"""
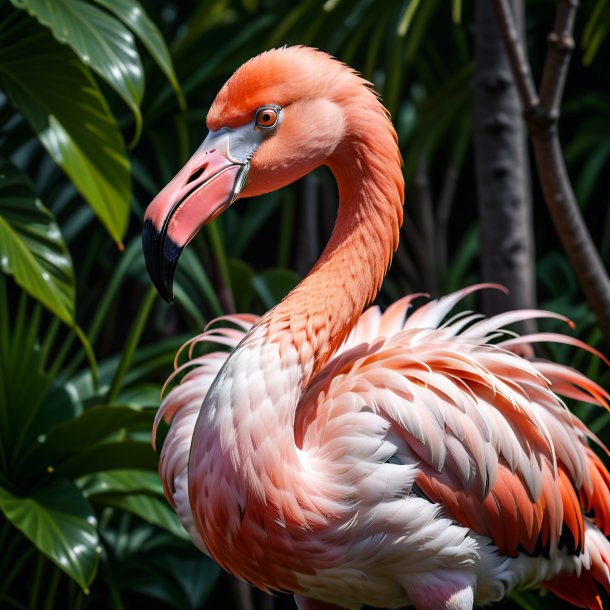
[157,285,610,604]
[297,284,610,566]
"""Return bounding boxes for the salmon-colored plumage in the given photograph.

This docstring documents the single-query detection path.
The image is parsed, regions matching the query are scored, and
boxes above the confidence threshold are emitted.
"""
[145,47,610,609]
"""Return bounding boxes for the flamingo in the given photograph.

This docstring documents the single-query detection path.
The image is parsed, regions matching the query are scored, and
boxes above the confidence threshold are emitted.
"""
[142,47,610,610]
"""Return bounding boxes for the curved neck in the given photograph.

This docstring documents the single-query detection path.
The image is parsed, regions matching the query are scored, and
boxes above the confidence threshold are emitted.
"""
[188,108,403,589]
[266,125,404,377]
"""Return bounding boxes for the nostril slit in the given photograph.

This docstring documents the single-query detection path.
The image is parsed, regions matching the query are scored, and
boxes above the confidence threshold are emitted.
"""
[187,164,206,185]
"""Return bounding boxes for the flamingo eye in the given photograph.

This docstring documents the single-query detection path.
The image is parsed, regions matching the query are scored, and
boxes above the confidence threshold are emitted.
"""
[255,106,280,129]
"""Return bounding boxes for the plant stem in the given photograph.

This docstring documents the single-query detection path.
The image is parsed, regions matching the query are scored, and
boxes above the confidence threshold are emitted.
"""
[73,589,84,610]
[42,567,61,610]
[107,579,127,610]
[539,0,578,116]
[492,0,610,347]
[207,220,235,314]
[63,240,141,379]
[435,165,459,276]
[39,317,61,374]
[28,553,44,610]
[0,547,34,596]
[105,285,157,404]
[492,0,539,109]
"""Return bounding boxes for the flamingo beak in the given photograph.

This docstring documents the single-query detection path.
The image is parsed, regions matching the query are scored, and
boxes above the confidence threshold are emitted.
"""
[142,129,250,303]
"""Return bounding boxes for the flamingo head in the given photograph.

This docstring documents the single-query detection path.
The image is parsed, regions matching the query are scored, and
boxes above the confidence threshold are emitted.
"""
[143,46,358,303]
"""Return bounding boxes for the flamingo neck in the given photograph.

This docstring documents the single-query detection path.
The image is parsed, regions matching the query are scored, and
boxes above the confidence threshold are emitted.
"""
[267,131,404,377]
[188,114,403,589]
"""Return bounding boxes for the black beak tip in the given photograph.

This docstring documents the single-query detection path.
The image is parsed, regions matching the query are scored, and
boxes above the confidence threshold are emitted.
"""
[142,219,181,304]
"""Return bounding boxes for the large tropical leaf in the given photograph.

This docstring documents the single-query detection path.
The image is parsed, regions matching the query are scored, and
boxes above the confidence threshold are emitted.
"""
[68,335,187,405]
[0,14,131,244]
[93,0,186,110]
[92,492,188,539]
[81,470,187,538]
[17,405,153,479]
[0,159,75,325]
[55,440,157,478]
[11,0,145,143]
[0,289,67,477]
[80,469,163,497]
[0,478,100,590]
[101,524,220,610]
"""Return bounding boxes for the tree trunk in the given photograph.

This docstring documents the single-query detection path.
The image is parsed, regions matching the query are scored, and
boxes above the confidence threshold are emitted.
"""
[474,0,536,334]
[492,0,610,349]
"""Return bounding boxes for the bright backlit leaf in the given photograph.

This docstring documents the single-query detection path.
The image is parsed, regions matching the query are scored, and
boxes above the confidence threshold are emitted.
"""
[0,16,131,244]
[93,0,186,110]
[0,479,100,590]
[11,0,144,143]
[0,160,75,325]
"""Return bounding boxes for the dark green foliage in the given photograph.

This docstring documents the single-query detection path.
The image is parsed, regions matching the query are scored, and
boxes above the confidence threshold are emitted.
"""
[0,1,608,609]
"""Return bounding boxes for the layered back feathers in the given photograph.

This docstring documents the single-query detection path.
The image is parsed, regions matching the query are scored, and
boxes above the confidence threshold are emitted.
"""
[157,286,610,607]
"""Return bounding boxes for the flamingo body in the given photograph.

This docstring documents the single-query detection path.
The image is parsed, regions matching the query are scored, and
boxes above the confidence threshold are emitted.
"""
[144,47,610,609]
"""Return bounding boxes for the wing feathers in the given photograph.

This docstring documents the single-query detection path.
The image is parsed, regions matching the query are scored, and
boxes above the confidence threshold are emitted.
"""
[299,286,609,565]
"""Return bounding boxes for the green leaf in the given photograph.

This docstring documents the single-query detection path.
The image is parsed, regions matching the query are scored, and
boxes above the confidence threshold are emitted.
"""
[92,493,188,539]
[0,479,100,590]
[68,335,186,404]
[92,0,186,110]
[227,258,255,313]
[11,0,144,144]
[582,0,610,65]
[398,0,423,36]
[9,383,80,480]
[55,441,157,479]
[252,268,300,310]
[509,589,548,610]
[224,192,282,257]
[20,406,153,477]
[0,16,131,244]
[80,469,163,497]
[0,289,83,478]
[0,159,75,325]
[174,246,224,320]
[101,524,220,610]
[125,555,220,610]
[115,384,164,409]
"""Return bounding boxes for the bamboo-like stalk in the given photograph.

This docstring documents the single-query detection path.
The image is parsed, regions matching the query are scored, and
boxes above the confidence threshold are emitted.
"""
[492,0,610,347]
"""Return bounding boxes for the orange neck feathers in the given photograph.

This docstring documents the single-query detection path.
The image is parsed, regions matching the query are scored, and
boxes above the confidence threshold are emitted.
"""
[265,76,404,375]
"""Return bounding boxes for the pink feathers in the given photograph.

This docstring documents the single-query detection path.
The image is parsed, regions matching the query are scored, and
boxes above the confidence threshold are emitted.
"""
[146,48,610,609]
[158,284,610,608]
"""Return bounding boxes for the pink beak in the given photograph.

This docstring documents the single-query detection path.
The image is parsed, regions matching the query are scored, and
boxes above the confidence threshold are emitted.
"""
[142,131,249,302]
